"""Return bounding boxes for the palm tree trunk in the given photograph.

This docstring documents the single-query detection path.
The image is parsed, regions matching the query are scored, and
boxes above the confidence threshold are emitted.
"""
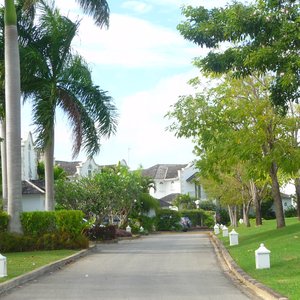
[0,120,7,211]
[269,162,285,228]
[5,0,23,233]
[44,127,55,210]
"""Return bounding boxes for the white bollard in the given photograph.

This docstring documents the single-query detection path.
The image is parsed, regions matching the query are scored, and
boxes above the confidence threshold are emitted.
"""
[214,224,220,235]
[222,225,228,237]
[220,224,224,230]
[0,254,7,277]
[126,225,131,233]
[139,226,144,233]
[255,243,271,269]
[229,229,239,246]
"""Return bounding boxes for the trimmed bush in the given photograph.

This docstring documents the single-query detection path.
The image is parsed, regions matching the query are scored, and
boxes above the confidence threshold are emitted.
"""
[0,232,35,252]
[55,210,85,237]
[155,209,181,231]
[21,211,57,237]
[0,211,9,232]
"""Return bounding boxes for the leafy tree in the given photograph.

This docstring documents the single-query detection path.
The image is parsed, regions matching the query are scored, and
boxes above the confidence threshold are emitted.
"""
[172,194,196,210]
[22,3,117,211]
[55,165,154,226]
[167,74,300,228]
[177,0,300,111]
[37,161,66,180]
[1,0,110,232]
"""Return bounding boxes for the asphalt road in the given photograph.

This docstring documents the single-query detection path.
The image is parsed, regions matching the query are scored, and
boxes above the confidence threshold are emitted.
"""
[1,233,256,300]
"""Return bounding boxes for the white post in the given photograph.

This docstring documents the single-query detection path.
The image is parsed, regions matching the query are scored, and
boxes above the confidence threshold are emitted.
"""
[222,225,228,237]
[0,254,7,277]
[126,225,131,233]
[255,243,271,269]
[214,224,220,235]
[229,229,239,246]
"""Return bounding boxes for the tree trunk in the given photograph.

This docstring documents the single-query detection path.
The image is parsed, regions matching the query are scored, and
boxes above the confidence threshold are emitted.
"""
[250,180,262,226]
[5,1,23,233]
[0,120,7,211]
[44,127,55,210]
[228,205,238,227]
[269,162,285,228]
[294,178,300,221]
[243,201,251,227]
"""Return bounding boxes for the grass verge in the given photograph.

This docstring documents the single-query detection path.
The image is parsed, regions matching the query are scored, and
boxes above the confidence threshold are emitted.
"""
[0,250,78,283]
[218,217,300,300]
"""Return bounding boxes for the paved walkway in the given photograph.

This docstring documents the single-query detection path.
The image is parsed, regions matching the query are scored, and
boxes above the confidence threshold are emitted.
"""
[1,233,258,300]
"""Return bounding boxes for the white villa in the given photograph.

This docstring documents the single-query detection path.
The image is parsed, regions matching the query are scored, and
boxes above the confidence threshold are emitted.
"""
[142,162,207,209]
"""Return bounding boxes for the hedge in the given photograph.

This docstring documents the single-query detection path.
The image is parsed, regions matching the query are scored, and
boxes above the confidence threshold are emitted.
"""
[0,210,9,232]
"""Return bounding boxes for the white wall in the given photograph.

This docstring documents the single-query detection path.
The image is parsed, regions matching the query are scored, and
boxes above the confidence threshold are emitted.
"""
[22,195,45,212]
[21,132,38,180]
[76,158,100,177]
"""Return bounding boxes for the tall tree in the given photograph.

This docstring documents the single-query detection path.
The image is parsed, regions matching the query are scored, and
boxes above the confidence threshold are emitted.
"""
[167,75,300,228]
[177,0,300,111]
[23,3,117,210]
[4,0,22,232]
[2,0,110,230]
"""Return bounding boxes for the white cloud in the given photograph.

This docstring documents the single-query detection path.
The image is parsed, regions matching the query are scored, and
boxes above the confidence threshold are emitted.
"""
[51,70,199,169]
[72,13,203,69]
[121,1,153,13]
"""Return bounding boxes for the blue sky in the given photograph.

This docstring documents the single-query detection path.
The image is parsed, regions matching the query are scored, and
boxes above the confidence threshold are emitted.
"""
[18,0,230,169]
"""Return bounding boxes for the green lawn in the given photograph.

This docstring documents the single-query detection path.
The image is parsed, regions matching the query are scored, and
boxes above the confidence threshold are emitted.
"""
[0,250,78,283]
[219,217,300,300]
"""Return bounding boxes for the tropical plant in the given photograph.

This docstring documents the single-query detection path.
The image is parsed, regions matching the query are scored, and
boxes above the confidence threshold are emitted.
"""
[22,3,117,211]
[2,0,110,232]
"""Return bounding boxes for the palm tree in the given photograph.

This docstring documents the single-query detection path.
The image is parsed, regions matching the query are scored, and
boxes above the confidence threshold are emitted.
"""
[22,3,117,210]
[2,0,110,232]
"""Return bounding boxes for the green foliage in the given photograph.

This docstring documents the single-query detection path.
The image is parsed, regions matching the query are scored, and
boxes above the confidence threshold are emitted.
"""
[37,161,67,180]
[284,206,297,218]
[21,211,57,237]
[178,1,300,109]
[180,209,215,228]
[261,198,276,220]
[55,165,154,226]
[21,210,85,237]
[198,200,216,211]
[137,215,156,232]
[0,232,35,252]
[0,231,89,252]
[85,225,116,241]
[172,194,196,210]
[0,210,9,232]
[155,209,181,231]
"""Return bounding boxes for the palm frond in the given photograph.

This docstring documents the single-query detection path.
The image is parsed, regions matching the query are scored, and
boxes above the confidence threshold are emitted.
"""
[75,0,109,28]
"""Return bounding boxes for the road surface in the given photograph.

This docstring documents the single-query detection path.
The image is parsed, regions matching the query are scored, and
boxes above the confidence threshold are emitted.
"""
[1,233,257,300]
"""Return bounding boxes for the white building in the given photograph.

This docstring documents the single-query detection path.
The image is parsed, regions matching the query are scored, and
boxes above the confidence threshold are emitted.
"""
[142,162,207,208]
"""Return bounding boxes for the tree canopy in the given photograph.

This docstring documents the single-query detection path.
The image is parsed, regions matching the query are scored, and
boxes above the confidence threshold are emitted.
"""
[177,0,300,111]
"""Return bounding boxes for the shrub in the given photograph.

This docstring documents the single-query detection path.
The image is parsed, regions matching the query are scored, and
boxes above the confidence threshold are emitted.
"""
[198,201,217,211]
[21,211,57,237]
[138,215,156,232]
[155,209,181,231]
[285,206,297,218]
[55,210,85,237]
[180,209,215,228]
[36,232,89,250]
[85,225,116,241]
[116,228,132,238]
[0,211,9,232]
[0,232,35,252]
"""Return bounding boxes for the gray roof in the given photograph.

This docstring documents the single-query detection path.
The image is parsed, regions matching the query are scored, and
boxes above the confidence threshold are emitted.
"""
[22,180,45,195]
[142,164,187,180]
[55,160,81,176]
[159,193,180,206]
